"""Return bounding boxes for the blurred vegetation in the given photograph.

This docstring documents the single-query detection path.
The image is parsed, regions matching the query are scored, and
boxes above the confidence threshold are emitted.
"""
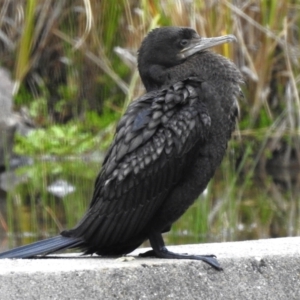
[0,0,300,248]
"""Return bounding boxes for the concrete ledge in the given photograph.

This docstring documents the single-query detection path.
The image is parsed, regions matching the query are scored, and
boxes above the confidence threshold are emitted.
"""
[1,237,300,299]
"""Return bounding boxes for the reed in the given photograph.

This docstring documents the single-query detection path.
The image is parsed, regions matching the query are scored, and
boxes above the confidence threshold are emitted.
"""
[0,0,299,246]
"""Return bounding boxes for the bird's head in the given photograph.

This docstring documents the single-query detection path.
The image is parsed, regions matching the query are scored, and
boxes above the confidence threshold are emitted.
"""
[138,27,236,91]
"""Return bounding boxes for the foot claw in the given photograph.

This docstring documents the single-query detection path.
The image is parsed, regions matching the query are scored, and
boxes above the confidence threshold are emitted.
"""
[139,249,222,270]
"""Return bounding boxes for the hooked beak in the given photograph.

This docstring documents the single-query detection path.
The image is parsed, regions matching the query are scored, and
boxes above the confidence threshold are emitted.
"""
[179,34,237,59]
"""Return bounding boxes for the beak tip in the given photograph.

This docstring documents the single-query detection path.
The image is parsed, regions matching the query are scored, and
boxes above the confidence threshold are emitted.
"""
[227,34,237,43]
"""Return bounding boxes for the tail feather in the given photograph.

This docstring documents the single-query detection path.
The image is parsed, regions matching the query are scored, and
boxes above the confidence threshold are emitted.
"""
[0,235,83,258]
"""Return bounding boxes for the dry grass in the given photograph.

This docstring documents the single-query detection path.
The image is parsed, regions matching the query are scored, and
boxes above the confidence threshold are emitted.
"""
[1,1,298,142]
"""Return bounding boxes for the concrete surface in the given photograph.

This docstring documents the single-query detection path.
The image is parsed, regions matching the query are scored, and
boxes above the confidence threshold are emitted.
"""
[0,237,300,300]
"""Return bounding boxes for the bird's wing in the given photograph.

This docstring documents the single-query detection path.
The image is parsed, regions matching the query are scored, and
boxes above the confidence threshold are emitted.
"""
[70,79,211,248]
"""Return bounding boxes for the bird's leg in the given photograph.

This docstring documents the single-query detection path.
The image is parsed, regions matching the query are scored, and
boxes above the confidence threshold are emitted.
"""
[139,232,222,271]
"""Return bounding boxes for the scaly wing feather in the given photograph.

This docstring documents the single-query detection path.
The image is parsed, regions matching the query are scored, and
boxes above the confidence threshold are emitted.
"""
[64,79,211,251]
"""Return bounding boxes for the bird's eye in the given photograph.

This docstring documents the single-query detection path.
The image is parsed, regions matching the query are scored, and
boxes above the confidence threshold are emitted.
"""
[180,39,189,47]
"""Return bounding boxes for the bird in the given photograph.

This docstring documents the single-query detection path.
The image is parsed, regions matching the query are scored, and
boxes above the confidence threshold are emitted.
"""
[0,26,243,270]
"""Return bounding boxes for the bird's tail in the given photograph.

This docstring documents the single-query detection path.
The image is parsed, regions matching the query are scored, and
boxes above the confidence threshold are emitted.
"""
[0,235,83,258]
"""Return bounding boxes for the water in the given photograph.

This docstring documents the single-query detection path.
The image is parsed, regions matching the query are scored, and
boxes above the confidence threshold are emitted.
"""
[0,156,300,252]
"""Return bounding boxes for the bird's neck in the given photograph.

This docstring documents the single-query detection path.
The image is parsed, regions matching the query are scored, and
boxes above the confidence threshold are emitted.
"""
[167,51,242,85]
[140,51,243,101]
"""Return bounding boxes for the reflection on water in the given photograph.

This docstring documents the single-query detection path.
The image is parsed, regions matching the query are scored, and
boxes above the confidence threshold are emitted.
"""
[0,156,300,253]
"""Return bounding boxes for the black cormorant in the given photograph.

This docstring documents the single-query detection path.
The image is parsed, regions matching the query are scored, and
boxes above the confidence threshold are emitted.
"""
[0,27,243,270]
